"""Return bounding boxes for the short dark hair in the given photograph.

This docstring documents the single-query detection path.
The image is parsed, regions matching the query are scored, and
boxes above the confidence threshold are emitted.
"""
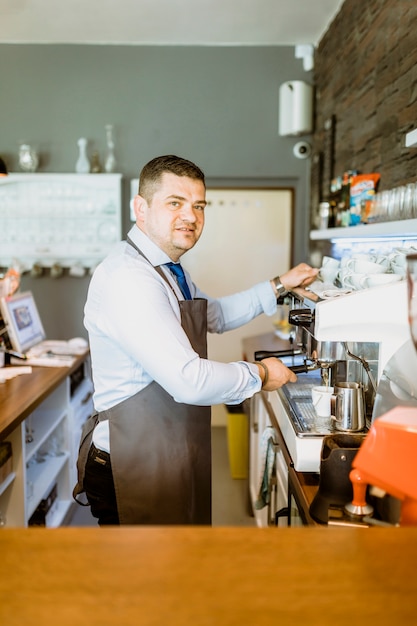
[138,155,205,203]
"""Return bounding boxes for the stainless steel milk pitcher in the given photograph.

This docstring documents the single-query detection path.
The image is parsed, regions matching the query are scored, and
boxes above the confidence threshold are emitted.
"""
[331,382,366,432]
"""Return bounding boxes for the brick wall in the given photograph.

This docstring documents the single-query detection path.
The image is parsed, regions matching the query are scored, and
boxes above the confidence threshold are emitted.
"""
[311,0,417,219]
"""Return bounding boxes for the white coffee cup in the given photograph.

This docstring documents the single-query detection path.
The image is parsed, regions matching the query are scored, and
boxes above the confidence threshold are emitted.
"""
[319,267,339,284]
[322,256,340,270]
[373,255,390,270]
[346,253,375,264]
[363,273,403,288]
[339,270,355,288]
[389,249,408,268]
[345,259,386,274]
[343,273,367,290]
[391,261,406,276]
[312,386,334,417]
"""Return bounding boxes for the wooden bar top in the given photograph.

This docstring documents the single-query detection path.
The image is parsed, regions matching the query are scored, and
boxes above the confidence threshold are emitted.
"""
[0,353,88,439]
[1,526,416,625]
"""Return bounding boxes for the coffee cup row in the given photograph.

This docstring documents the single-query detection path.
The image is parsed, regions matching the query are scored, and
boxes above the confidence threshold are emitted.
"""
[340,272,402,290]
[319,249,416,288]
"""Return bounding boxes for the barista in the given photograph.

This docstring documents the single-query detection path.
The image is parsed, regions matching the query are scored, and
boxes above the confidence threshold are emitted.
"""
[73,154,318,526]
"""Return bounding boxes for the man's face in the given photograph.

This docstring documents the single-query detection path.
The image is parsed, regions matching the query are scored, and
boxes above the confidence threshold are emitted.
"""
[135,172,206,261]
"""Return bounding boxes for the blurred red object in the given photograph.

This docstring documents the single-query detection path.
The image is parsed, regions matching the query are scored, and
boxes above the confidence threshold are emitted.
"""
[352,407,417,525]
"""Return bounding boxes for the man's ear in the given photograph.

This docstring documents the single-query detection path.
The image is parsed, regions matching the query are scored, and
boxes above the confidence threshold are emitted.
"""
[133,194,147,223]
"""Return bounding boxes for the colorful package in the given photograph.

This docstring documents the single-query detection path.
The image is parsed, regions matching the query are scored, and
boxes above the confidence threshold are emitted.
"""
[349,173,380,224]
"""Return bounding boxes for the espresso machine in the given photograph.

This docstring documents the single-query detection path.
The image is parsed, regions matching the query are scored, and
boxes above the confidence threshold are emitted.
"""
[300,279,410,391]
[263,280,411,473]
[341,254,417,526]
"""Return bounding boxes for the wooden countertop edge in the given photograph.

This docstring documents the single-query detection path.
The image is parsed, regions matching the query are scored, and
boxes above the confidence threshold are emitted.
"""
[0,352,88,439]
[1,526,417,623]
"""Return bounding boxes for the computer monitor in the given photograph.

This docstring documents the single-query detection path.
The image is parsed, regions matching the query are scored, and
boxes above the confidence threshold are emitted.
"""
[0,291,46,354]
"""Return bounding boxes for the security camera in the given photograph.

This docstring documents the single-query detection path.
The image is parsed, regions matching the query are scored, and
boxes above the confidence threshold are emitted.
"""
[293,141,311,159]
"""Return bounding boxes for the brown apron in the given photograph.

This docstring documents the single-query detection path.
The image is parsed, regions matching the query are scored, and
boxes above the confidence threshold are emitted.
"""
[74,242,211,525]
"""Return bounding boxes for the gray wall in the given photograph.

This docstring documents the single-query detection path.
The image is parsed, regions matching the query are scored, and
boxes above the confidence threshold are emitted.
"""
[1,44,311,339]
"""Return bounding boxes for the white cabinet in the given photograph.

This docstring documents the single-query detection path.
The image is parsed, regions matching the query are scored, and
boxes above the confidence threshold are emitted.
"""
[0,358,93,527]
[25,380,71,525]
[0,173,122,269]
[249,392,288,527]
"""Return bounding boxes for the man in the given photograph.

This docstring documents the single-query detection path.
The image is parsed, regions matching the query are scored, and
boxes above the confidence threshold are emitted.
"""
[74,154,318,526]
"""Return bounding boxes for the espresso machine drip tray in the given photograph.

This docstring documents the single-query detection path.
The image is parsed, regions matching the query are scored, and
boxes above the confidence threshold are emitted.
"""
[281,372,328,436]
[268,367,334,472]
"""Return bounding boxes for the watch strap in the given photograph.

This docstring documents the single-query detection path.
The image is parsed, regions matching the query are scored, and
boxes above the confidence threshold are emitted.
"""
[272,276,287,298]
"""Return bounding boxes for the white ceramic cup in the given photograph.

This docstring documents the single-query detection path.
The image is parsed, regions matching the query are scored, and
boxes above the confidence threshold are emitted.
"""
[322,256,340,270]
[374,255,390,270]
[342,273,367,290]
[363,273,403,288]
[389,250,408,268]
[345,259,386,274]
[339,269,355,287]
[320,267,339,284]
[390,261,407,276]
[346,253,375,264]
[312,386,334,417]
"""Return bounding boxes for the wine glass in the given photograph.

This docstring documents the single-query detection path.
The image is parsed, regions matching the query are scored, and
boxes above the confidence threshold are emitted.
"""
[406,253,417,351]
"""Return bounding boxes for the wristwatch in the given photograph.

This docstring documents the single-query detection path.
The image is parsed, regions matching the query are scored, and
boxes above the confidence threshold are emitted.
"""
[272,276,287,299]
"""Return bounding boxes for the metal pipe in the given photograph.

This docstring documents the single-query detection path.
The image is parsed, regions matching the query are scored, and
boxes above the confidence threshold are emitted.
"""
[343,342,377,394]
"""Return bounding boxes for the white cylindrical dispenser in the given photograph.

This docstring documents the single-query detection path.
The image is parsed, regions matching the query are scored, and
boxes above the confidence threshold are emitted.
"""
[278,81,313,137]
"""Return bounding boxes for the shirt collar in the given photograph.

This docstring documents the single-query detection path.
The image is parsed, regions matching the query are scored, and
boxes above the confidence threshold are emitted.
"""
[126,225,172,267]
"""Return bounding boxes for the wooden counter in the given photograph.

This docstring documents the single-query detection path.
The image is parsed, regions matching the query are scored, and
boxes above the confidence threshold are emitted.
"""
[1,526,416,625]
[0,353,88,439]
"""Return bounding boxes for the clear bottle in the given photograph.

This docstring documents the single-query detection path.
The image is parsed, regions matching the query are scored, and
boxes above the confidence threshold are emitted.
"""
[104,124,116,173]
[75,138,90,174]
[19,143,39,172]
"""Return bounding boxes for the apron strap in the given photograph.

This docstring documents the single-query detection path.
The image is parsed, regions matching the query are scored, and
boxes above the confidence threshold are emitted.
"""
[126,235,181,301]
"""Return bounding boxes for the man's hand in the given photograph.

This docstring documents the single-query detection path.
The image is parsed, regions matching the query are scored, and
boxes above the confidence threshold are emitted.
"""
[279,263,319,291]
[255,357,297,391]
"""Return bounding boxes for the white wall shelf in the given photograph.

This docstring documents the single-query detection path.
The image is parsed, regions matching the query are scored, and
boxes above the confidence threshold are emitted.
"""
[0,173,122,270]
[310,219,417,240]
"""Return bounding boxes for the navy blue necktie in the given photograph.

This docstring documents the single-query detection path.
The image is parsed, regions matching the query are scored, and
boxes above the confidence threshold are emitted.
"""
[165,262,192,300]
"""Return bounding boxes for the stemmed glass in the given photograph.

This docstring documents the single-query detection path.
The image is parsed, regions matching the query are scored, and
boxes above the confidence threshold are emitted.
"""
[406,253,417,351]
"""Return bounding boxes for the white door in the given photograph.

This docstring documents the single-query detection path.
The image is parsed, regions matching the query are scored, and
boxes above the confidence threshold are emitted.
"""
[182,188,293,425]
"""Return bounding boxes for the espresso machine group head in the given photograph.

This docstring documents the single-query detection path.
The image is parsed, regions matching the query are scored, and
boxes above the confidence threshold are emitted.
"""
[287,306,345,386]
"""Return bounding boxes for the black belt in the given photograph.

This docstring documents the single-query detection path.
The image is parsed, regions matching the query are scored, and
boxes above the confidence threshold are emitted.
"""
[89,443,111,466]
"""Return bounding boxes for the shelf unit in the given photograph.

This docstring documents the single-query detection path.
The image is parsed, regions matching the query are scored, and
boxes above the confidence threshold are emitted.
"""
[310,218,417,266]
[311,218,417,241]
[0,357,93,527]
[0,173,122,270]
